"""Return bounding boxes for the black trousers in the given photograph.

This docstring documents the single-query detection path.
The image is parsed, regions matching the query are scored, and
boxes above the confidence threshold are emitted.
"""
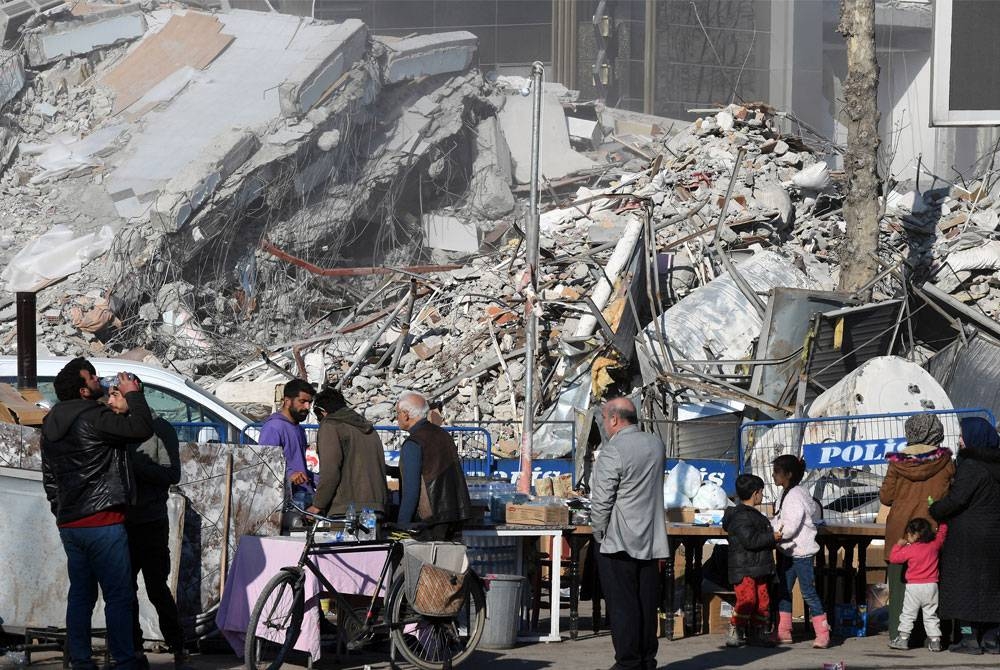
[597,550,659,670]
[127,518,185,654]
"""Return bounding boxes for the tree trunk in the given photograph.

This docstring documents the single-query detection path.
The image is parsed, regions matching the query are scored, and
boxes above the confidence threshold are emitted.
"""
[837,0,881,296]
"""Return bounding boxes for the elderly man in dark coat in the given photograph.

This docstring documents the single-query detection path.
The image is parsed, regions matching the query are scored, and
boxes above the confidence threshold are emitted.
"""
[930,417,1000,655]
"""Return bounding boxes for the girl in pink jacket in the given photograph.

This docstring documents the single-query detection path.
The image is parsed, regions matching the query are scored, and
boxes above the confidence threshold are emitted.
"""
[771,454,829,647]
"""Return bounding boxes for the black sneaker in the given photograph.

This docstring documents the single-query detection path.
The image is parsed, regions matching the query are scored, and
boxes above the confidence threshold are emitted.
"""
[927,637,942,652]
[949,638,984,655]
[725,624,747,647]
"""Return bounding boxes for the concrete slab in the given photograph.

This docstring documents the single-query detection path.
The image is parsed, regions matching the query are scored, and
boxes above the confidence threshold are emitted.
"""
[24,4,146,66]
[150,129,260,233]
[469,115,514,220]
[278,18,367,118]
[497,91,597,184]
[423,212,479,253]
[0,48,24,109]
[0,0,63,46]
[567,116,603,149]
[382,30,477,84]
[105,10,366,220]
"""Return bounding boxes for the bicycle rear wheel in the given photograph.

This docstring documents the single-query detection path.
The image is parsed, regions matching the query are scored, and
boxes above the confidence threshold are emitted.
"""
[386,573,486,670]
[245,568,305,670]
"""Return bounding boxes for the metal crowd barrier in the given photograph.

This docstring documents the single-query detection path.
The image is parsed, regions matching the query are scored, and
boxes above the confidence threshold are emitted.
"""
[739,407,995,523]
[240,421,493,476]
[170,420,230,443]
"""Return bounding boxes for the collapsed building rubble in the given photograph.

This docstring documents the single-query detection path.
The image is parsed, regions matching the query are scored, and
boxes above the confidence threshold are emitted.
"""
[1,2,1000,471]
[3,0,1000,646]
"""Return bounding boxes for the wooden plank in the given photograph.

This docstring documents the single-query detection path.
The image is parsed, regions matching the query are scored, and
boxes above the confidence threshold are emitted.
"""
[0,383,48,426]
[101,12,235,114]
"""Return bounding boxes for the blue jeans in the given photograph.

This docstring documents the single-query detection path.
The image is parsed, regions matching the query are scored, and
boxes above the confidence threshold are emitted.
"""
[776,554,825,618]
[59,524,136,670]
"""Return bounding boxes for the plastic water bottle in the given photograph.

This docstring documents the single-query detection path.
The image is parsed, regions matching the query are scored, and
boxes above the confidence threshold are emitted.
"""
[346,501,356,536]
[359,507,373,539]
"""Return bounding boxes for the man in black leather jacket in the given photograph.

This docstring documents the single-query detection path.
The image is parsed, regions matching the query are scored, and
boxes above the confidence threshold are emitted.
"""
[41,357,154,670]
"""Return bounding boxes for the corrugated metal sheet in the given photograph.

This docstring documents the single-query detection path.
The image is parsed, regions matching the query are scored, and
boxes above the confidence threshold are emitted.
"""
[649,415,740,460]
[750,288,851,412]
[805,300,903,401]
[927,333,1000,418]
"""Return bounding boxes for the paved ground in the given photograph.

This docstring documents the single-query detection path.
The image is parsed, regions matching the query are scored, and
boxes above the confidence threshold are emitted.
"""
[12,605,1000,669]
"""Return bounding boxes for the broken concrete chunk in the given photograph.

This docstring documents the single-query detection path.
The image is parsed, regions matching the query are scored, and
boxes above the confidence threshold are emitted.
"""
[587,209,627,243]
[0,49,25,109]
[150,129,260,233]
[411,335,443,360]
[25,4,147,67]
[278,19,367,118]
[567,116,603,149]
[422,212,480,253]
[382,31,478,84]
[469,116,514,220]
[755,185,794,230]
[497,91,596,184]
[317,129,341,151]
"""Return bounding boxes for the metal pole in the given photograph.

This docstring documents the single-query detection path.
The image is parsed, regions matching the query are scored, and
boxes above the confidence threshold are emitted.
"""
[518,61,544,494]
[16,292,37,390]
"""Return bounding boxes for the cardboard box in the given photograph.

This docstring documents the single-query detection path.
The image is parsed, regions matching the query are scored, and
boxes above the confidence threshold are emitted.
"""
[666,507,696,523]
[693,510,724,526]
[505,503,569,525]
[701,591,736,634]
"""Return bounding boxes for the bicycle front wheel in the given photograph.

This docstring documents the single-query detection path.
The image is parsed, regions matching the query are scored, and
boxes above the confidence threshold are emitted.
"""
[245,568,305,670]
[386,573,486,670]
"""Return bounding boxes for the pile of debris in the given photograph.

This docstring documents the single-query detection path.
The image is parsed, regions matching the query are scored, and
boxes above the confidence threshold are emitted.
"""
[2,1,1000,465]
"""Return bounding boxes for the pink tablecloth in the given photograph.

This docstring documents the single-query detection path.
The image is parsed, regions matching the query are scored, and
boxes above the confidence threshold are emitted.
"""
[215,535,389,661]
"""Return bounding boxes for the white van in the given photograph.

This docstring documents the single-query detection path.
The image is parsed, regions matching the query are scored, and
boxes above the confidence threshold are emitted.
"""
[0,356,253,443]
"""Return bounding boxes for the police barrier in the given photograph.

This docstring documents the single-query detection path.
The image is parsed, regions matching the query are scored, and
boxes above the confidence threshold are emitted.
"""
[739,407,995,522]
[171,420,229,443]
[241,422,493,477]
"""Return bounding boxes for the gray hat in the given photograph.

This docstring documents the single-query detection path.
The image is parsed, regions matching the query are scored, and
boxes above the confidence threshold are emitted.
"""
[903,413,944,451]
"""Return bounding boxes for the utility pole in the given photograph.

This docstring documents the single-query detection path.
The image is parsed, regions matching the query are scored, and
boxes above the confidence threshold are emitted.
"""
[518,61,544,494]
[837,0,881,297]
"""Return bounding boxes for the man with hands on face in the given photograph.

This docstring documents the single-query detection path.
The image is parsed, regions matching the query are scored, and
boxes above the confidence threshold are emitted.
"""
[41,358,154,670]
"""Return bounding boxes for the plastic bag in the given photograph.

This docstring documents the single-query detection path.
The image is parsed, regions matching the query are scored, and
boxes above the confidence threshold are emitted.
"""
[691,481,730,510]
[667,460,704,499]
[663,479,691,509]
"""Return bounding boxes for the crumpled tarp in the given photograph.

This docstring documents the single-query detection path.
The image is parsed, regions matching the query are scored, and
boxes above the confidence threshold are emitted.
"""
[2,224,114,293]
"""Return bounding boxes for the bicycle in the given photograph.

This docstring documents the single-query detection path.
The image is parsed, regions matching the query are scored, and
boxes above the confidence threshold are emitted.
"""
[244,505,486,670]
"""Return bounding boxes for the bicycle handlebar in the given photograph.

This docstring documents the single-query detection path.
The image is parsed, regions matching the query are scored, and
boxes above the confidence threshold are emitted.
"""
[284,501,425,533]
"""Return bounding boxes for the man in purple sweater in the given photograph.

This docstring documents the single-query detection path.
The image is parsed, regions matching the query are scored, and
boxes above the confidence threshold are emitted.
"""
[259,379,316,514]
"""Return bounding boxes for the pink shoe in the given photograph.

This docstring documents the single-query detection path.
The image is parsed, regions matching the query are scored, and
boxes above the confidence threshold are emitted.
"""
[811,613,831,649]
[776,611,794,644]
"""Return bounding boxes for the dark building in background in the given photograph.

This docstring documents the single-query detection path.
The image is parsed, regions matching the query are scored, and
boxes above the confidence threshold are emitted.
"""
[223,1,792,121]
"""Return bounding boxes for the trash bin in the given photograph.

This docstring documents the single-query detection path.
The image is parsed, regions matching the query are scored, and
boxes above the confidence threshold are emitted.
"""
[479,574,526,649]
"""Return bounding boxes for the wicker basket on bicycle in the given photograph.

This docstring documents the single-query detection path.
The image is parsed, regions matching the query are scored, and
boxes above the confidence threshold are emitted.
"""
[402,541,471,617]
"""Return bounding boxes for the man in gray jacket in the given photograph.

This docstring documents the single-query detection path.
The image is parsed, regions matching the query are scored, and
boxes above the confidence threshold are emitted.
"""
[590,397,668,670]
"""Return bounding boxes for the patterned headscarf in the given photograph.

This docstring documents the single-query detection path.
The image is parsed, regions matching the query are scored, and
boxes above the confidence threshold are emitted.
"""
[904,413,944,447]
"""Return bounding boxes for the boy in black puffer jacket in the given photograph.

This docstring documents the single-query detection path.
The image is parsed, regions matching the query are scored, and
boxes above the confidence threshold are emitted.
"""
[722,474,782,647]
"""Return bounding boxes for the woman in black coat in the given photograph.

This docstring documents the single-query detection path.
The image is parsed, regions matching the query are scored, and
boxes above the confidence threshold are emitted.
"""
[929,417,1000,654]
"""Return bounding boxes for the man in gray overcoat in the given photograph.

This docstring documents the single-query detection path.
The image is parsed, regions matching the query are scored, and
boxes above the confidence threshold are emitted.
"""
[590,397,669,670]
